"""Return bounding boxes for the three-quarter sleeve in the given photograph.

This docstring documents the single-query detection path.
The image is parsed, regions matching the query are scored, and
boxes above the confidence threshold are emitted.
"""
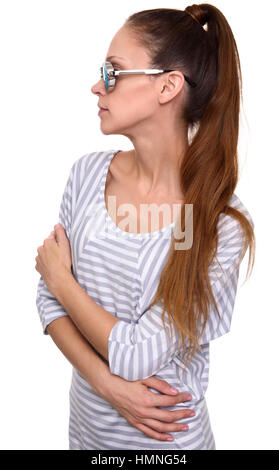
[36,154,88,335]
[108,211,254,381]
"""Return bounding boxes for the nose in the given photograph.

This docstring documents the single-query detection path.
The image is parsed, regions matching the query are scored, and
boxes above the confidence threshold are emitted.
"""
[91,78,106,95]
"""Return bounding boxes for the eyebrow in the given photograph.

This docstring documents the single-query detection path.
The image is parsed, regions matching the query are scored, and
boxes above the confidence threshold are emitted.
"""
[106,55,126,62]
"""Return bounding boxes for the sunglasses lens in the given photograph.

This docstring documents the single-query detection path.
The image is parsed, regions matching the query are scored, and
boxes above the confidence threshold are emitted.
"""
[103,64,109,91]
[101,62,115,91]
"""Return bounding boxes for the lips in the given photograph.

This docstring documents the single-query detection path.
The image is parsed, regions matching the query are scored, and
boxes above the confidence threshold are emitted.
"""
[98,105,108,110]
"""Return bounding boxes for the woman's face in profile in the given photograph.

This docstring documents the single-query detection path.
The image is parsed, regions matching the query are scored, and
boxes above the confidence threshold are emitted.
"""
[91,25,165,136]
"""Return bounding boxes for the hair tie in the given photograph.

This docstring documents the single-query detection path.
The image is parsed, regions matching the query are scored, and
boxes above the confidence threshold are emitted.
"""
[185,8,200,25]
[184,8,207,30]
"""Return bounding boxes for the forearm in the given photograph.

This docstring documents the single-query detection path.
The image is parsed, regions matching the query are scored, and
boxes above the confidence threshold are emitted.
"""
[52,271,119,360]
[46,315,114,399]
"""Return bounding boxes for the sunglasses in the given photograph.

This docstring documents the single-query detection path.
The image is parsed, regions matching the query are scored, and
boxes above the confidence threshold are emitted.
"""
[100,61,197,91]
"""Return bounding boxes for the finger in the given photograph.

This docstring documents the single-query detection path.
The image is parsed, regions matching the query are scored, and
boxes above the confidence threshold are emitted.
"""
[148,392,193,409]
[35,256,39,271]
[141,377,178,395]
[54,224,67,243]
[141,377,192,400]
[142,388,192,408]
[135,404,195,423]
[46,232,55,239]
[43,237,54,244]
[133,421,176,442]
[137,416,190,436]
[49,230,59,243]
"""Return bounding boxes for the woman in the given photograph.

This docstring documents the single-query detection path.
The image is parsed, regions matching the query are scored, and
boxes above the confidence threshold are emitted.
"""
[35,4,255,450]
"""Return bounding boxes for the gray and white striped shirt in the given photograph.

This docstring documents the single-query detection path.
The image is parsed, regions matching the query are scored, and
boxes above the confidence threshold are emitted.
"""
[36,149,254,450]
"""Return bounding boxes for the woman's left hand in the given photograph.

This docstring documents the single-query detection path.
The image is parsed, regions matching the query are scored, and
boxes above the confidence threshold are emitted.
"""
[35,223,72,296]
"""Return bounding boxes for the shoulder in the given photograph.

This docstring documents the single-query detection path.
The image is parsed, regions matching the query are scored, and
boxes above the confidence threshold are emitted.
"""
[215,193,254,266]
[66,149,120,190]
[70,149,114,176]
[108,149,135,180]
[228,193,254,229]
[217,193,254,236]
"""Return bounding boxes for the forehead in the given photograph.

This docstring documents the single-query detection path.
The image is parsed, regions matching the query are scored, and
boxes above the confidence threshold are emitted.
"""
[105,26,150,66]
[106,55,126,62]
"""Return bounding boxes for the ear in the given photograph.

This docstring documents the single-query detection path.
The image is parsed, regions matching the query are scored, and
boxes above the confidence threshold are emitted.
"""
[158,71,185,104]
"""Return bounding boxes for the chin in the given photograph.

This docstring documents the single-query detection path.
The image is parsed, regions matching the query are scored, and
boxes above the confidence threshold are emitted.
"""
[100,127,118,136]
[100,121,126,136]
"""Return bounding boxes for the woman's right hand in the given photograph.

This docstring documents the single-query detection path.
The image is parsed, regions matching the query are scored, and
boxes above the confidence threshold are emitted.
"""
[104,375,195,442]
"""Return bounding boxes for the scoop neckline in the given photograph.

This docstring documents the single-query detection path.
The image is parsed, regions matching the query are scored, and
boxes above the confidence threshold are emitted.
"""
[101,149,176,238]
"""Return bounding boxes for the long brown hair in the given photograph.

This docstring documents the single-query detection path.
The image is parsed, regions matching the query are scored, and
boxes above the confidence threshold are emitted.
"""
[125,3,255,372]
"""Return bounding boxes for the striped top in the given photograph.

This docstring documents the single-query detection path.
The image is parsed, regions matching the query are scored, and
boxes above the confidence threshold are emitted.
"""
[36,149,254,450]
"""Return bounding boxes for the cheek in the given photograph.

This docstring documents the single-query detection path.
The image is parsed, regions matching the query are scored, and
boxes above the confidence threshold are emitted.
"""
[112,80,156,121]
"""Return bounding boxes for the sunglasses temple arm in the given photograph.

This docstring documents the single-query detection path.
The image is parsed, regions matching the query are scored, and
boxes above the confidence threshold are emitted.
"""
[110,69,197,87]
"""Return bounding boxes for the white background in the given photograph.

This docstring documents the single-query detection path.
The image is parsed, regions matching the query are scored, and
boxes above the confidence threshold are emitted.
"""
[0,0,278,450]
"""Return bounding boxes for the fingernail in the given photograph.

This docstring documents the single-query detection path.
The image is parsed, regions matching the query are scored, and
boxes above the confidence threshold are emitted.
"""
[185,395,192,401]
[170,387,178,394]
